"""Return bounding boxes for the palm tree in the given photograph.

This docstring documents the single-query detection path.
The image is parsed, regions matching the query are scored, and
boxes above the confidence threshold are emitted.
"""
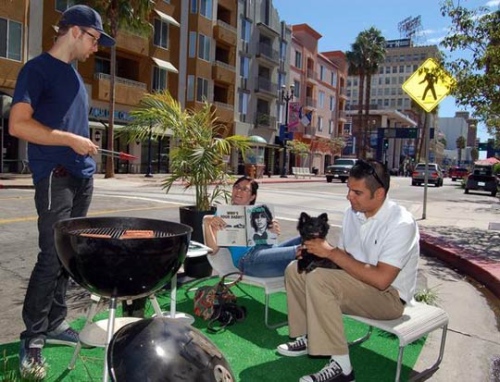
[456,135,466,165]
[346,44,366,157]
[346,28,386,158]
[361,28,385,150]
[87,0,154,178]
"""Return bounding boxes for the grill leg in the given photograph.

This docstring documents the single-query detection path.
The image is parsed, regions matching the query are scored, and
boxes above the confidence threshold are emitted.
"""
[103,297,117,382]
[68,294,100,370]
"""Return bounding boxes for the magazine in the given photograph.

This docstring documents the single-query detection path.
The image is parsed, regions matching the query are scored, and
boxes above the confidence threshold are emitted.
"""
[216,204,278,247]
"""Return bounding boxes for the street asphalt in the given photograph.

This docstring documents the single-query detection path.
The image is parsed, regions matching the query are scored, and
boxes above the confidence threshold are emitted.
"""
[1,172,499,381]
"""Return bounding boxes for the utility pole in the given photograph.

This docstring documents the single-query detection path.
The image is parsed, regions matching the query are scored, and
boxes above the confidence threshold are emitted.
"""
[280,84,294,178]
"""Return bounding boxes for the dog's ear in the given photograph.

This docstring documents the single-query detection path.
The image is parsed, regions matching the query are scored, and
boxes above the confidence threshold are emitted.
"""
[319,213,328,222]
[299,212,310,221]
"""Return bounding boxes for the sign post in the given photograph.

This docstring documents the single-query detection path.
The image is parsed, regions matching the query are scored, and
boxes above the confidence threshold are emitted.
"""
[402,58,455,219]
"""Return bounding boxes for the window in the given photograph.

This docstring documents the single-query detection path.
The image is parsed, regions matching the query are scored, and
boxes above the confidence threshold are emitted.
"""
[154,18,169,49]
[280,41,287,61]
[94,57,110,74]
[198,34,211,61]
[187,75,195,101]
[197,77,209,101]
[152,67,167,91]
[293,80,300,98]
[331,70,337,87]
[241,19,251,42]
[329,95,336,112]
[317,116,323,131]
[240,56,249,78]
[200,0,212,18]
[190,0,197,13]
[318,91,325,108]
[329,120,334,134]
[319,65,325,81]
[294,51,302,69]
[239,92,249,115]
[0,18,22,61]
[189,32,197,57]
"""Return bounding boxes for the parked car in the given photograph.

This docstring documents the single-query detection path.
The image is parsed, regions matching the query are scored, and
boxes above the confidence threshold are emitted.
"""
[448,166,469,181]
[411,163,444,187]
[465,164,498,197]
[325,158,357,183]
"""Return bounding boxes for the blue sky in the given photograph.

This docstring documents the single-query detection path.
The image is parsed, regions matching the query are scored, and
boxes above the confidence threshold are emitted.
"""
[273,0,500,142]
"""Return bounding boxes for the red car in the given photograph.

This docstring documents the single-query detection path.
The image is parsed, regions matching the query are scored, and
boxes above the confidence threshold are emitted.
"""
[448,167,469,181]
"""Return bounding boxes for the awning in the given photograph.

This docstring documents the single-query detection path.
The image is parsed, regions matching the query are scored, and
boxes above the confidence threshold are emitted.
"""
[89,120,128,130]
[152,57,179,74]
[154,9,180,27]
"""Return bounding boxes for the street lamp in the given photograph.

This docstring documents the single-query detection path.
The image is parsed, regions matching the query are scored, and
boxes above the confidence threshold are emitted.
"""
[145,124,153,178]
[280,84,294,178]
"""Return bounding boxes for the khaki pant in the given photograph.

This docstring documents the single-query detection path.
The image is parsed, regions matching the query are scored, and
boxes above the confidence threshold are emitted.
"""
[285,260,404,355]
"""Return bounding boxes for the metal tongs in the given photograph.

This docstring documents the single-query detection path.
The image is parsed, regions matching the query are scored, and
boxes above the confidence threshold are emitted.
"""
[98,149,138,161]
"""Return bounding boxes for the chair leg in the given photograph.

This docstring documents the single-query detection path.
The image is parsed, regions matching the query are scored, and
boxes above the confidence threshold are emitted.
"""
[264,293,287,329]
[395,346,405,382]
[408,324,448,381]
[348,325,374,346]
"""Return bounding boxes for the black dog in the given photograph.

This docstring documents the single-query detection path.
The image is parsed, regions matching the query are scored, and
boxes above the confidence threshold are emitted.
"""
[297,212,338,273]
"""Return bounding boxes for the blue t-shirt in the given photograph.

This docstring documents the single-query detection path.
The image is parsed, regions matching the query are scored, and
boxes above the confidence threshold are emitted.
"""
[12,52,96,184]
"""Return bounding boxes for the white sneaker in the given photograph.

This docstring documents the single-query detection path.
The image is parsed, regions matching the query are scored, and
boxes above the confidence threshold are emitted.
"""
[276,335,308,357]
[300,359,355,382]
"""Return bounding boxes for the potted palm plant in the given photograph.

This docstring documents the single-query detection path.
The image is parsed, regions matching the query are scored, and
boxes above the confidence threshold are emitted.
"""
[121,90,250,245]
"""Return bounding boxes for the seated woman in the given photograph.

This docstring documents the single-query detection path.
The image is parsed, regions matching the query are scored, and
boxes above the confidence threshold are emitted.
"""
[203,176,300,277]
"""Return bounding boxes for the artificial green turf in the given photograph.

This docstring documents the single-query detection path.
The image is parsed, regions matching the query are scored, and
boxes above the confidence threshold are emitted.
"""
[0,278,424,381]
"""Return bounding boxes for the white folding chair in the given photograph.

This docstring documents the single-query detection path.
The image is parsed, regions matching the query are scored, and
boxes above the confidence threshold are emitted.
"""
[205,248,287,329]
[346,299,449,382]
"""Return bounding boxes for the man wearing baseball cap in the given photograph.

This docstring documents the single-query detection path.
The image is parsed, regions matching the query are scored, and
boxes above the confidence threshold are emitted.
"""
[9,4,115,379]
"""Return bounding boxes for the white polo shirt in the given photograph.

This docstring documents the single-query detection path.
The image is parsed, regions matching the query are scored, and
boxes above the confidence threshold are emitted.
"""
[339,198,420,303]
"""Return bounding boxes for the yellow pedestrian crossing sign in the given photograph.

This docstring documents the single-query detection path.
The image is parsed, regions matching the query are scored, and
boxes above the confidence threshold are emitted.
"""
[402,58,455,112]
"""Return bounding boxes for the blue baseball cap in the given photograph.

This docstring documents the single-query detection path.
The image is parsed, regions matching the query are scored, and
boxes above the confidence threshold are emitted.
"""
[58,5,115,47]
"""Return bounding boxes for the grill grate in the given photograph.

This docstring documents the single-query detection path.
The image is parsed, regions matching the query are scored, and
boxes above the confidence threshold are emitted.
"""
[70,227,175,239]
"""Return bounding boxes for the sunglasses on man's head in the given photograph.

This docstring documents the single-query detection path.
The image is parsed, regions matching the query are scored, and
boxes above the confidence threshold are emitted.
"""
[354,160,385,189]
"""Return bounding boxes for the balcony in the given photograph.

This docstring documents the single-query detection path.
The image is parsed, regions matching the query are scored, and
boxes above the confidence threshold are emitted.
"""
[303,126,316,137]
[255,112,277,129]
[214,102,234,123]
[256,43,280,64]
[92,73,147,106]
[305,97,317,108]
[212,61,236,85]
[115,31,149,56]
[213,20,237,46]
[254,76,278,97]
[338,110,348,121]
[339,86,348,99]
[306,68,317,81]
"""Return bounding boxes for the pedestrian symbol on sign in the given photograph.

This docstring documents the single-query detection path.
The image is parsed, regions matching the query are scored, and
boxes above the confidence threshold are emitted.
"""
[419,71,437,101]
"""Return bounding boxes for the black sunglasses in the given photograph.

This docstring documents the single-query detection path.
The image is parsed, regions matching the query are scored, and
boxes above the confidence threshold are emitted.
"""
[354,160,385,189]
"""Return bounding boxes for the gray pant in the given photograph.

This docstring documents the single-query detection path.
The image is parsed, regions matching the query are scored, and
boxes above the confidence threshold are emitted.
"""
[285,260,404,355]
[21,173,93,344]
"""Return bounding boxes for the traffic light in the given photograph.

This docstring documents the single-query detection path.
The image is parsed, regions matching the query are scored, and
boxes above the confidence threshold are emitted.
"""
[383,138,389,150]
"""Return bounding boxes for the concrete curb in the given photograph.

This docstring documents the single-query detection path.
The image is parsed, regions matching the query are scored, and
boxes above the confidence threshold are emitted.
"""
[420,231,500,299]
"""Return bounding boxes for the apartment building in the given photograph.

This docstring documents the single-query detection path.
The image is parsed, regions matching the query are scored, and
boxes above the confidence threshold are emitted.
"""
[1,0,183,174]
[1,0,295,176]
[345,39,440,167]
[288,23,349,173]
